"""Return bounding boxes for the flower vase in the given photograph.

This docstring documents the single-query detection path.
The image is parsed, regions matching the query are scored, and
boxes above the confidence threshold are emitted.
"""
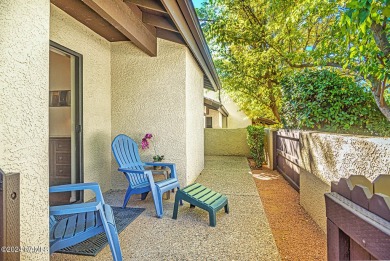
[153,160,163,170]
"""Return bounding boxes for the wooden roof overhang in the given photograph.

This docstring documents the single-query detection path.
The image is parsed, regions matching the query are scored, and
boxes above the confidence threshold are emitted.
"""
[51,0,221,91]
[253,117,277,125]
[204,97,229,117]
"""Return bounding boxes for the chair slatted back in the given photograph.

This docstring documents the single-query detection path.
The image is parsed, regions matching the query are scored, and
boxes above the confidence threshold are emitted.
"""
[112,134,148,187]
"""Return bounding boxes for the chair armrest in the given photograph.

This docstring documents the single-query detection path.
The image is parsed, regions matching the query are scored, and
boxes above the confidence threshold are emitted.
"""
[50,182,99,193]
[144,162,175,167]
[118,168,151,174]
[50,202,102,216]
[49,182,104,204]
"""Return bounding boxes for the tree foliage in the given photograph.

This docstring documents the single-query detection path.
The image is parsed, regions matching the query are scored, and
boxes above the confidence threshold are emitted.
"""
[198,0,340,122]
[339,0,390,120]
[282,69,390,136]
[198,0,390,126]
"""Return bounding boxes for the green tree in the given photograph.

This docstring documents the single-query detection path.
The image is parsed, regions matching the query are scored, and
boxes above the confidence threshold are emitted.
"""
[198,0,390,123]
[215,46,283,122]
[339,0,390,120]
[198,0,340,122]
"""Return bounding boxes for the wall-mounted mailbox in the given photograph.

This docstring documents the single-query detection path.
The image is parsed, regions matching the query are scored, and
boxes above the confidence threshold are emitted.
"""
[0,169,20,261]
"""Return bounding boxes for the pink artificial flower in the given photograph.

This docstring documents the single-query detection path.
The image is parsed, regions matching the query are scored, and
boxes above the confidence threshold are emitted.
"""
[141,138,149,150]
[144,133,153,139]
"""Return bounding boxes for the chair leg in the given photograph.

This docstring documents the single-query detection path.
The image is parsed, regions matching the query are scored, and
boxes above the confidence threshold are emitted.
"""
[224,203,229,214]
[122,187,133,209]
[141,192,149,200]
[99,210,122,261]
[208,210,217,227]
[150,186,162,218]
[146,171,162,218]
[108,223,123,261]
[177,186,183,205]
[172,195,180,220]
[156,188,164,218]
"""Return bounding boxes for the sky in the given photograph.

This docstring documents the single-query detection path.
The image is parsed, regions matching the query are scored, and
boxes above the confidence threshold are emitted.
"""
[192,0,207,8]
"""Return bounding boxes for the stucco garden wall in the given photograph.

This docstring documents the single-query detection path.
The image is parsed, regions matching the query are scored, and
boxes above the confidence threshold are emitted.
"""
[111,39,203,188]
[204,128,250,156]
[50,5,112,199]
[299,132,390,232]
[0,1,50,260]
[263,129,390,232]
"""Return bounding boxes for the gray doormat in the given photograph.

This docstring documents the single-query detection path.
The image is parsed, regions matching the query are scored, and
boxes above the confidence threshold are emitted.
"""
[56,207,145,256]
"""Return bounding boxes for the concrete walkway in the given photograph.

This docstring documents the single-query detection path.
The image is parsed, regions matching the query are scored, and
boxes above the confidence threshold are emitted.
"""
[52,156,280,260]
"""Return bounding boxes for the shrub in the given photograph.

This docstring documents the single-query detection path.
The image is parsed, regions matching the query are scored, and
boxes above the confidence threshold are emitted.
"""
[281,69,390,136]
[247,125,265,168]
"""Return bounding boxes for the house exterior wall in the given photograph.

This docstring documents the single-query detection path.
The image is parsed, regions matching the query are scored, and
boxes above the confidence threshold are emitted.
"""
[0,0,50,260]
[185,49,205,184]
[223,94,252,128]
[50,5,112,199]
[204,90,251,128]
[206,109,222,128]
[111,39,188,187]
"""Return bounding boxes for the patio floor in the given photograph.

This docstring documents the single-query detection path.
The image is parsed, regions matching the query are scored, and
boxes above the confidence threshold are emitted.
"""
[51,156,280,260]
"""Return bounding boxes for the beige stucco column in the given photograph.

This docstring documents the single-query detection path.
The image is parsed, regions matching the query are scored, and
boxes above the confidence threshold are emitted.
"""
[0,1,50,260]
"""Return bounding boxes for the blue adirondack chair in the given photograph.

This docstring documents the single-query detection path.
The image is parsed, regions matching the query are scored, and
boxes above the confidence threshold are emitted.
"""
[112,134,182,218]
[49,183,122,261]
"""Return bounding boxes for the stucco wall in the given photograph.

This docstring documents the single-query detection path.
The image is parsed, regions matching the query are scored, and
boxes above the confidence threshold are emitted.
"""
[207,109,222,128]
[50,5,112,199]
[111,39,189,187]
[185,49,205,184]
[205,128,250,156]
[222,94,252,128]
[300,168,330,232]
[0,1,50,259]
[299,131,390,231]
[204,90,251,128]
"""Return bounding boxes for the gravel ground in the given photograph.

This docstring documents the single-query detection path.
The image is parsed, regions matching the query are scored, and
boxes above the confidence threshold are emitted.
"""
[249,160,327,261]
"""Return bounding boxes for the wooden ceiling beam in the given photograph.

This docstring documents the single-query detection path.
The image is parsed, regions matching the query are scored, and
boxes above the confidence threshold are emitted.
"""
[124,0,167,14]
[156,28,185,45]
[51,0,128,42]
[143,13,178,33]
[82,0,157,56]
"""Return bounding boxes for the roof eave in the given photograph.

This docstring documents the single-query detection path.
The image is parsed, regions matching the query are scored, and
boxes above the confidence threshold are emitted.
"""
[218,105,229,117]
[204,97,229,116]
[161,0,221,91]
